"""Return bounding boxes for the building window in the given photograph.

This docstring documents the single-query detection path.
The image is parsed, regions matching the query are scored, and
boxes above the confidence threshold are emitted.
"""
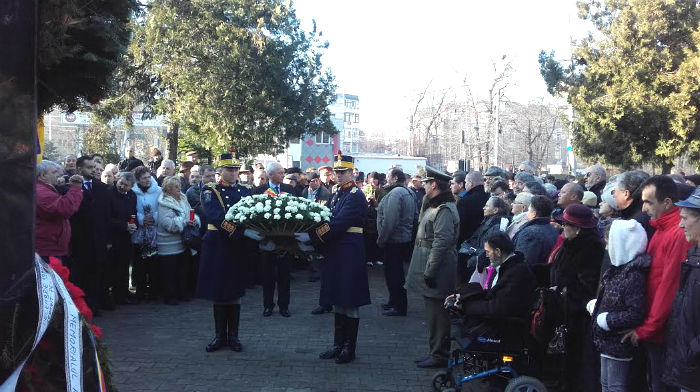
[315,132,330,144]
[354,114,359,123]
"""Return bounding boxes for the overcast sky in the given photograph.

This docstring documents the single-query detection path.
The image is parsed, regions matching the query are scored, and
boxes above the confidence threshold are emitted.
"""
[293,0,593,138]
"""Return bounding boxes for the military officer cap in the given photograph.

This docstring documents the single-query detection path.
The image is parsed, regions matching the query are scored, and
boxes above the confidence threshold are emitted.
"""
[333,151,354,171]
[238,164,251,174]
[217,152,241,169]
[422,165,452,183]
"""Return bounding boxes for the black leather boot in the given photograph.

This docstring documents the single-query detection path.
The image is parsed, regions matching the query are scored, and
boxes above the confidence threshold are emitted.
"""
[319,313,345,359]
[227,304,243,352]
[205,304,227,352]
[335,317,359,364]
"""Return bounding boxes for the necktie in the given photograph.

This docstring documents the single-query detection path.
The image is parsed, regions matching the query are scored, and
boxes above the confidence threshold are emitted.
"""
[275,185,280,195]
[484,265,495,289]
[84,181,92,192]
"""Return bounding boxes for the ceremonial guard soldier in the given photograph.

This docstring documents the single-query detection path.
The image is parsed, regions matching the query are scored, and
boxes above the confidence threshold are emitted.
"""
[196,152,263,352]
[295,152,370,364]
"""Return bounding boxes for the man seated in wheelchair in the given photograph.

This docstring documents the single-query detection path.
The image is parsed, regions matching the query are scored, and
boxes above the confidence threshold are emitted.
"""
[444,232,536,354]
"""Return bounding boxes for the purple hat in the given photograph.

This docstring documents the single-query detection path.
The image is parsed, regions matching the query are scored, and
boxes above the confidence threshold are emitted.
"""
[561,203,597,229]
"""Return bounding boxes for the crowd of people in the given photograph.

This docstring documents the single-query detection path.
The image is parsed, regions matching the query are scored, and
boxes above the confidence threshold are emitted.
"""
[35,146,700,391]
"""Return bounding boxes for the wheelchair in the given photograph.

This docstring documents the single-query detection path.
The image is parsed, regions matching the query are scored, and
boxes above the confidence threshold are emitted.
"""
[431,316,548,392]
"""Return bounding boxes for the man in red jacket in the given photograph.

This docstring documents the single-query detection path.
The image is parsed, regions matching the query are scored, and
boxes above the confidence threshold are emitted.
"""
[622,175,692,392]
[35,160,83,260]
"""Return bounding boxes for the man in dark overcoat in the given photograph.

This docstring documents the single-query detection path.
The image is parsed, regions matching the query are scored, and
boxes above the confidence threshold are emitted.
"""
[69,155,112,315]
[196,152,259,353]
[107,171,137,305]
[296,153,370,364]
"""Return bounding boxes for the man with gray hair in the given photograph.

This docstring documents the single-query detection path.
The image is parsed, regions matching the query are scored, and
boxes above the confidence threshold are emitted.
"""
[36,160,84,260]
[512,172,536,195]
[517,161,536,175]
[254,162,296,317]
[585,164,607,202]
[252,167,268,188]
[451,171,489,246]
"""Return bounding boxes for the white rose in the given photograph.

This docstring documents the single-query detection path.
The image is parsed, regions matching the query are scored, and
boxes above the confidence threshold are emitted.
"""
[285,206,293,212]
[264,205,271,211]
[313,215,322,223]
[284,213,292,219]
[273,214,281,220]
[276,200,283,207]
[298,203,307,210]
[264,213,271,219]
[295,213,303,220]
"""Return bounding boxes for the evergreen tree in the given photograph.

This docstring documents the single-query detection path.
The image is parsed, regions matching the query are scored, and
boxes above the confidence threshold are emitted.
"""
[539,0,700,171]
[96,0,337,156]
[38,0,137,113]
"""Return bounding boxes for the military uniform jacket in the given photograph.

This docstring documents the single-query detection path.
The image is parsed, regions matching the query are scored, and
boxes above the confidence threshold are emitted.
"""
[195,181,251,302]
[406,191,460,299]
[309,181,371,308]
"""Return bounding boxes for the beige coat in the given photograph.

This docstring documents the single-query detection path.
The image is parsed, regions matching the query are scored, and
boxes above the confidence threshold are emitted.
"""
[405,192,460,299]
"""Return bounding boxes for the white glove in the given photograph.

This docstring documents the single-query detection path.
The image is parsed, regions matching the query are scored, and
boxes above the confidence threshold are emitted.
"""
[259,239,276,252]
[294,232,311,243]
[243,229,264,241]
[596,312,610,331]
[586,299,597,315]
[298,242,315,252]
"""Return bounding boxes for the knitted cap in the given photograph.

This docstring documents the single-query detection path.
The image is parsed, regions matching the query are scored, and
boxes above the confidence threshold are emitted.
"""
[601,181,618,210]
[608,219,648,267]
[582,191,598,207]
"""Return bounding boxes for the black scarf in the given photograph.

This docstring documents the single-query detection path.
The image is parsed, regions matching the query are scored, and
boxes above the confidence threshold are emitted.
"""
[427,190,456,208]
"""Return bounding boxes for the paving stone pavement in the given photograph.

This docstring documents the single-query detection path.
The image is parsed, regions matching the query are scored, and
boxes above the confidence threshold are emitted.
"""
[98,264,442,392]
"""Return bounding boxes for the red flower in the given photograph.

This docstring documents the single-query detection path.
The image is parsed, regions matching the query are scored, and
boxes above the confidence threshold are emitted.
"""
[90,324,103,339]
[48,257,70,281]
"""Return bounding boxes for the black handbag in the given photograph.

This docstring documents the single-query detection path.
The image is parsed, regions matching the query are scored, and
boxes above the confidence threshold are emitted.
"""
[546,324,568,355]
[183,224,201,251]
[546,287,569,355]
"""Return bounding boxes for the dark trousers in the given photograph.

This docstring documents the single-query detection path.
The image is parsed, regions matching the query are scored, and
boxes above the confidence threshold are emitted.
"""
[424,296,451,360]
[133,248,159,299]
[261,251,290,309]
[643,341,677,392]
[383,242,410,313]
[159,252,189,302]
[108,238,132,302]
[65,255,104,312]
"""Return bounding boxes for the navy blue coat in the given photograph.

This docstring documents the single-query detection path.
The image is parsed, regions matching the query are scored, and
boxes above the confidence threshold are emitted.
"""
[512,217,559,266]
[195,182,251,302]
[309,181,370,308]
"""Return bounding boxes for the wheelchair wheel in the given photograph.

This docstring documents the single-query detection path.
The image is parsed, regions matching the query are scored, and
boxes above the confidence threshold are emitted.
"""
[431,370,455,391]
[504,375,547,392]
